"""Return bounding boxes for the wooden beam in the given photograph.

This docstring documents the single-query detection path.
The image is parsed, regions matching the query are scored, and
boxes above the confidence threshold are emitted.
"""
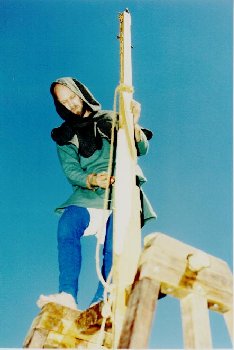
[138,233,233,310]
[118,277,161,349]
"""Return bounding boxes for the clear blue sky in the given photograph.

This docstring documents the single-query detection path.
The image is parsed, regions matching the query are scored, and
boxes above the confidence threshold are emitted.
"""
[0,0,232,348]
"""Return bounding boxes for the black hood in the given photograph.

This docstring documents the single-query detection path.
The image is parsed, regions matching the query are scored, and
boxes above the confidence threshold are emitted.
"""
[50,77,101,123]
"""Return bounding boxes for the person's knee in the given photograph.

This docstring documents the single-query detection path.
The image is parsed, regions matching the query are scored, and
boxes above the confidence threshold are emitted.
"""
[57,206,89,241]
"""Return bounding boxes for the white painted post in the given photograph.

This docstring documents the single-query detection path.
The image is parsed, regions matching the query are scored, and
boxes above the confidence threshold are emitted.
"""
[112,9,141,348]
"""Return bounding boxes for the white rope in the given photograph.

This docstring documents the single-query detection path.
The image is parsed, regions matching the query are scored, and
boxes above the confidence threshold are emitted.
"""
[94,86,120,347]
[94,84,119,291]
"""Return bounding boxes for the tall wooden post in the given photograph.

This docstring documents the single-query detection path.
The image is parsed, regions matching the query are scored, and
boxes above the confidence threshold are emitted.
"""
[112,9,142,348]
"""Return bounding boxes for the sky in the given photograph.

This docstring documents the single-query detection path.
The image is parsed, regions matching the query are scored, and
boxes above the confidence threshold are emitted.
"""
[0,0,232,348]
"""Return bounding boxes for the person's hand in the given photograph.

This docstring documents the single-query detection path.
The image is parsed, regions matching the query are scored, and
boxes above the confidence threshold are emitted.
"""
[130,100,143,142]
[88,172,115,189]
[131,99,141,124]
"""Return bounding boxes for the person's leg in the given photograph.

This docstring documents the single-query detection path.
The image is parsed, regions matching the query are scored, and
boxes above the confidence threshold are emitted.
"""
[57,205,90,303]
[102,213,113,280]
[90,213,113,305]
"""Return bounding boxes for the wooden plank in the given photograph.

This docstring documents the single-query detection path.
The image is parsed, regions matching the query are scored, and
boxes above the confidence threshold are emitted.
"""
[25,328,49,348]
[180,292,212,349]
[118,277,160,349]
[44,330,110,349]
[23,302,112,348]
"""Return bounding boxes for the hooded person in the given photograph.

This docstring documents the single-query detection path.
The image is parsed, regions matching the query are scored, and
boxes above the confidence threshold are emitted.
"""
[36,77,156,310]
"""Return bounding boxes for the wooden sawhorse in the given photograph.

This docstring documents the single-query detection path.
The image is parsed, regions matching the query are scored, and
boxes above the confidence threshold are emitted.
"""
[118,233,233,349]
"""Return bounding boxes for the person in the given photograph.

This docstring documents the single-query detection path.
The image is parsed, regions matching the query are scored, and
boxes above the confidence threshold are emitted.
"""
[37,77,156,310]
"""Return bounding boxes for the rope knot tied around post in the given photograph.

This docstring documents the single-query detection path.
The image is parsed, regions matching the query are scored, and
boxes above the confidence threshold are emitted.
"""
[116,83,134,94]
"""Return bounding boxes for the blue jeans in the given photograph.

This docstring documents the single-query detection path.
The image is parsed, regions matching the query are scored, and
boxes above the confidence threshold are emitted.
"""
[57,205,113,305]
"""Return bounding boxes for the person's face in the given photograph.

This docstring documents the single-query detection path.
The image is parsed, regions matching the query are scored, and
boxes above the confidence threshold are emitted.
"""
[54,84,84,116]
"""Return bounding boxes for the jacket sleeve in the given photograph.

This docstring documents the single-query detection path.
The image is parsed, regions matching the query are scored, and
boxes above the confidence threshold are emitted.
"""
[135,128,149,156]
[57,144,88,188]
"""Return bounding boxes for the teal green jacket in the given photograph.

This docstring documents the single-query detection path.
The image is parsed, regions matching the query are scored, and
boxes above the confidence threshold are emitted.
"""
[55,117,156,226]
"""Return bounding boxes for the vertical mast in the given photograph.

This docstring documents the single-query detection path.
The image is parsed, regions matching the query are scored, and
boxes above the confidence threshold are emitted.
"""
[112,9,141,347]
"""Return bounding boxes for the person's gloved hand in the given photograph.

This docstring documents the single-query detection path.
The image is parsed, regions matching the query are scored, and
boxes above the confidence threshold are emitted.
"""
[131,99,141,124]
[87,172,115,190]
[130,99,153,141]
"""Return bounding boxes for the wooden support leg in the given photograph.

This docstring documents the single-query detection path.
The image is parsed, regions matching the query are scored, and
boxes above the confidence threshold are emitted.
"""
[223,309,233,344]
[118,277,160,349]
[180,292,212,349]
